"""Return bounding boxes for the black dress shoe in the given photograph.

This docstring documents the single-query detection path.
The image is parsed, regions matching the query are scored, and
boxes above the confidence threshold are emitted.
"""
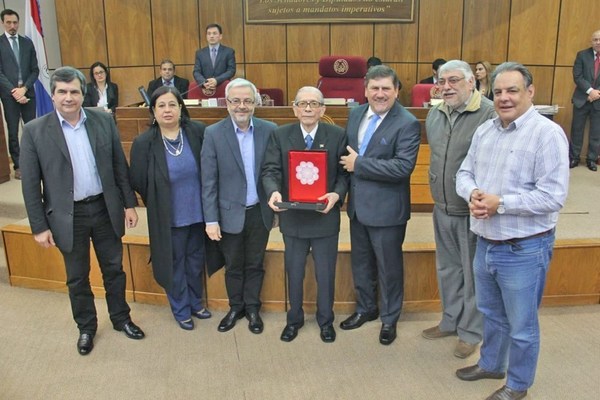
[247,312,264,334]
[586,161,597,171]
[379,323,397,345]
[485,385,528,400]
[116,321,145,339]
[77,333,94,355]
[280,323,303,342]
[218,310,245,332]
[569,158,579,168]
[320,325,336,343]
[339,312,378,330]
[456,364,506,381]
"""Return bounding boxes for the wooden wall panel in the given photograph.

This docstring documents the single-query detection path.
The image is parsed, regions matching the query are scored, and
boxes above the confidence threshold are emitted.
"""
[55,0,107,68]
[111,67,156,107]
[508,0,560,65]
[330,25,373,57]
[245,64,287,105]
[374,23,418,63]
[104,0,153,66]
[287,25,330,63]
[552,67,575,137]
[556,0,600,65]
[151,0,199,67]
[388,63,418,107]
[418,0,463,62]
[199,0,245,63]
[245,25,287,63]
[528,66,554,105]
[462,0,510,64]
[287,64,320,105]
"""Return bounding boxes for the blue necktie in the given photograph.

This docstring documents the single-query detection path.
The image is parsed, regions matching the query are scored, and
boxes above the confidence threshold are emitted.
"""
[164,80,172,86]
[211,47,217,67]
[359,114,380,155]
[305,135,313,150]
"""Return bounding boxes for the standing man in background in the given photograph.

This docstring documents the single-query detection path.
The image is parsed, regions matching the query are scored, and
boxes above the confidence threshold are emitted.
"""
[569,29,600,171]
[147,59,189,98]
[0,9,39,180]
[20,66,145,356]
[201,78,275,335]
[455,62,569,400]
[339,65,421,345]
[422,60,495,359]
[193,23,236,92]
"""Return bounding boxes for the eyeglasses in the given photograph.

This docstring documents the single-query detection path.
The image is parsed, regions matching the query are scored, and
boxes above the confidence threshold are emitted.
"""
[227,98,255,106]
[294,100,324,108]
[437,77,465,86]
[93,70,106,76]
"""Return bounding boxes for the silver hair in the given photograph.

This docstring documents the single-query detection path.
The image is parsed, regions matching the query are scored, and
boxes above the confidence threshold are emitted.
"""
[437,60,475,82]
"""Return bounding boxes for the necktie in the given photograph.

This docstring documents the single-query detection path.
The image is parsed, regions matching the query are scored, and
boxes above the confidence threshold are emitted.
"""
[595,53,600,80]
[164,80,172,86]
[305,134,313,150]
[10,36,22,83]
[359,114,380,155]
[211,47,217,67]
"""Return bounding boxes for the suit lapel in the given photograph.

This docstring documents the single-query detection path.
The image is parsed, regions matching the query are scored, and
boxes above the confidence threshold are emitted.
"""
[85,112,99,155]
[46,113,71,162]
[287,123,307,150]
[313,123,329,150]
[223,118,245,174]
[365,102,400,153]
[349,105,368,150]
[151,129,170,181]
[1,35,19,66]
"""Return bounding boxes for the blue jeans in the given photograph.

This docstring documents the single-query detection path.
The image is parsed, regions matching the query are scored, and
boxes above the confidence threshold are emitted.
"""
[474,231,555,391]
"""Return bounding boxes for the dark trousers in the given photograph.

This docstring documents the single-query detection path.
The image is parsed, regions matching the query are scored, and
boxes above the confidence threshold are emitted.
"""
[349,218,406,325]
[0,96,36,170]
[60,198,131,335]
[283,233,338,328]
[570,102,600,162]
[166,223,206,321]
[219,206,269,313]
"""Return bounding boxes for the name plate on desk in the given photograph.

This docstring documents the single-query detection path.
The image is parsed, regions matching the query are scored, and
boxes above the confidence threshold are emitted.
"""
[275,150,327,211]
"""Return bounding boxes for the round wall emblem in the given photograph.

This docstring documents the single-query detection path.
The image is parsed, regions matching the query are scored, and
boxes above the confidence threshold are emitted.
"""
[334,59,349,75]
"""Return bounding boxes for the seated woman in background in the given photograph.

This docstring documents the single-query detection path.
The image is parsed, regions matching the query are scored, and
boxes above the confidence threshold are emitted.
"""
[474,61,493,100]
[83,61,119,114]
[129,86,211,331]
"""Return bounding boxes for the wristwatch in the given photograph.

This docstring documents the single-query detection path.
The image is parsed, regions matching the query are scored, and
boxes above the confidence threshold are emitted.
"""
[497,197,506,214]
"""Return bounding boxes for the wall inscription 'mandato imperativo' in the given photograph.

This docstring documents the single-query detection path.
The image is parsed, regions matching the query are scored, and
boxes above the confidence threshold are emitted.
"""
[245,0,415,23]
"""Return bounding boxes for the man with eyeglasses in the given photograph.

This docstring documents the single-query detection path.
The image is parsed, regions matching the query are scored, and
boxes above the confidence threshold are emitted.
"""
[262,86,348,343]
[201,78,276,334]
[422,60,495,359]
[339,65,421,345]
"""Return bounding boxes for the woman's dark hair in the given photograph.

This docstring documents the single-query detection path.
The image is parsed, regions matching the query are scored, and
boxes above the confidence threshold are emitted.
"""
[148,86,191,127]
[89,61,111,87]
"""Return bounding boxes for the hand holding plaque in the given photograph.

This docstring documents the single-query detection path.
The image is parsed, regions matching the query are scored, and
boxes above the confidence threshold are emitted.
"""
[274,150,328,211]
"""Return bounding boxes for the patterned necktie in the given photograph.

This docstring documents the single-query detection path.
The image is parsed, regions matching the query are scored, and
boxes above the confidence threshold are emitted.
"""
[305,134,313,150]
[164,80,172,86]
[595,53,600,80]
[359,114,380,155]
[211,47,217,67]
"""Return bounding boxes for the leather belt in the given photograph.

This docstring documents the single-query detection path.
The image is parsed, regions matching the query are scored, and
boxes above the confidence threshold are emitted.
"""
[245,203,258,210]
[481,229,554,246]
[75,193,103,204]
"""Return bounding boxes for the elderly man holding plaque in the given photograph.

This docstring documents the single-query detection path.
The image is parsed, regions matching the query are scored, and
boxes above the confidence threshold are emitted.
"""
[262,86,348,343]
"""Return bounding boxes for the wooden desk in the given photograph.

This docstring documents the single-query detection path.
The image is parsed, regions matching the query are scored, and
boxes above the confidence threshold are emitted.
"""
[116,105,433,210]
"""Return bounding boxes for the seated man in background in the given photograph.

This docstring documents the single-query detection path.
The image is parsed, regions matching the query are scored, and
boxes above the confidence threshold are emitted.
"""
[420,58,447,84]
[193,23,236,91]
[147,59,189,99]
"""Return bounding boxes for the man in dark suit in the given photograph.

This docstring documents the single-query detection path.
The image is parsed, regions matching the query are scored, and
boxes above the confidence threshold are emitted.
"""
[147,59,189,99]
[20,66,145,356]
[570,29,600,171]
[262,86,349,343]
[340,65,421,345]
[193,23,236,91]
[420,58,447,84]
[0,9,39,180]
[201,78,276,334]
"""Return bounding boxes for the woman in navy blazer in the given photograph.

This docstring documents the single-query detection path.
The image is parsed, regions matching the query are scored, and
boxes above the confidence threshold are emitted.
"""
[83,61,119,115]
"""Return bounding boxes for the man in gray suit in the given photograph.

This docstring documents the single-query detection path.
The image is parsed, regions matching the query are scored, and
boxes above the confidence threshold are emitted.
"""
[569,29,600,171]
[201,78,275,334]
[262,86,348,343]
[20,67,145,356]
[339,65,421,345]
[0,9,39,180]
[193,23,236,91]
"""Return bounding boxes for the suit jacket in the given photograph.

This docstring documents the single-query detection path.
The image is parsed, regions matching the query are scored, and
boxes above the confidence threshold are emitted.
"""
[419,76,434,84]
[20,109,138,253]
[345,102,421,227]
[147,75,190,99]
[83,82,119,114]
[201,116,276,235]
[0,34,39,99]
[129,120,206,290]
[193,45,236,86]
[262,122,349,239]
[572,47,600,110]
